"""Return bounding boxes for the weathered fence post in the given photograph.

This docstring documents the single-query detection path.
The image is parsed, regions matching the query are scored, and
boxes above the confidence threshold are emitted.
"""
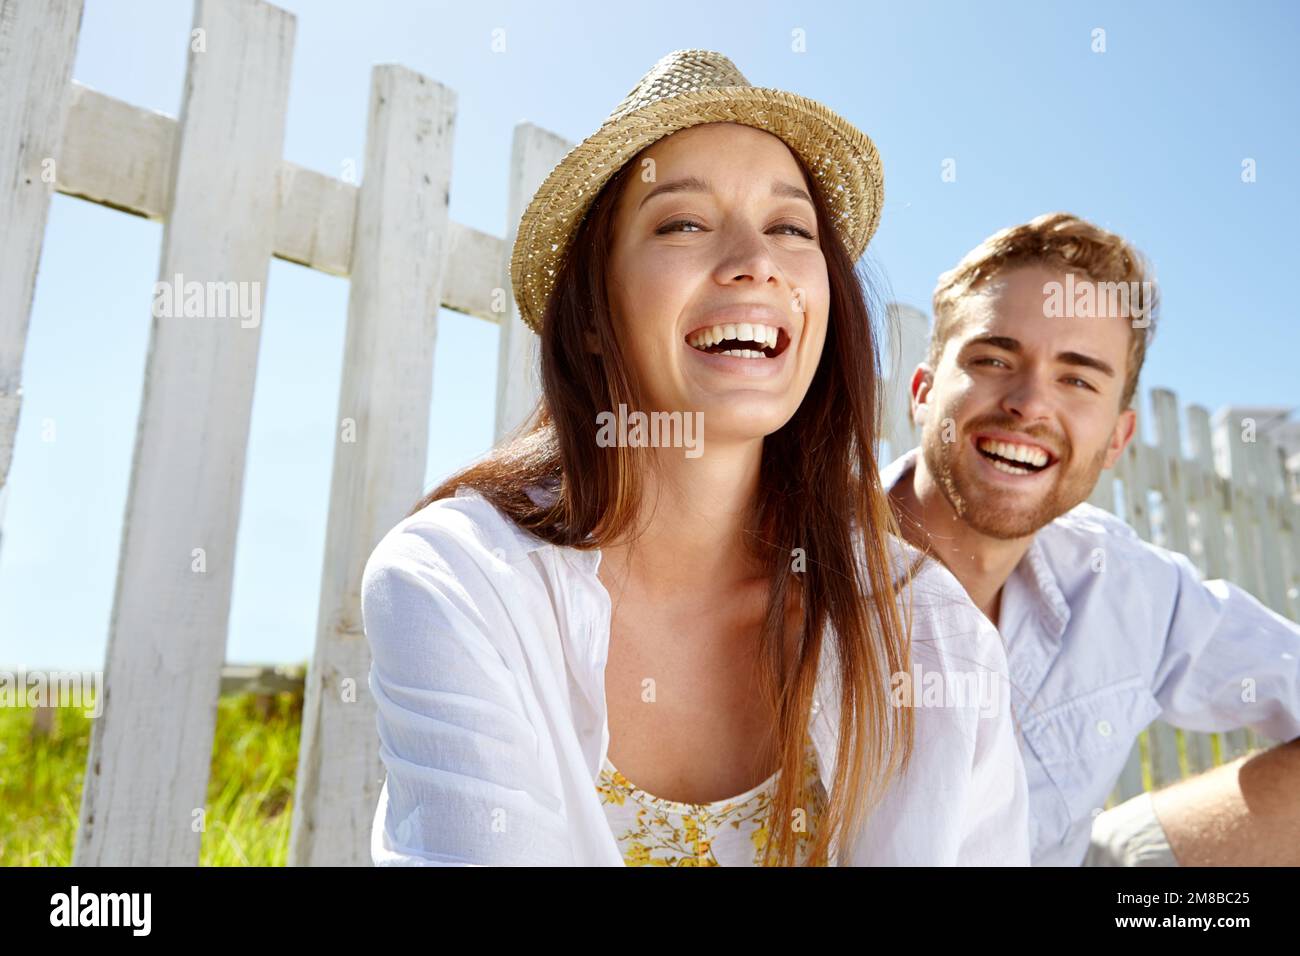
[0,0,84,491]
[287,64,457,866]
[883,304,928,458]
[493,124,570,443]
[1145,391,1187,786]
[74,0,295,866]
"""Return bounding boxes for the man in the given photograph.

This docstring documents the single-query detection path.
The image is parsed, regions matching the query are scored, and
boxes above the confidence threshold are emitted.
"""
[884,212,1300,866]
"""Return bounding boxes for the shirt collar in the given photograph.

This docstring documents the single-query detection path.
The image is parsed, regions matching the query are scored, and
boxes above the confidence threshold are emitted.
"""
[1013,535,1069,641]
[454,481,600,568]
[879,446,1070,643]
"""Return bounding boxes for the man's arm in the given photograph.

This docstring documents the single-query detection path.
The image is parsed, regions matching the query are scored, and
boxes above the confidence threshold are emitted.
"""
[1145,544,1300,865]
[1151,737,1300,866]
[1150,542,1300,740]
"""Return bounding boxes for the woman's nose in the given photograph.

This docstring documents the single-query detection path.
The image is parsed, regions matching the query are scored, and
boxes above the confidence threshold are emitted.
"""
[713,226,781,287]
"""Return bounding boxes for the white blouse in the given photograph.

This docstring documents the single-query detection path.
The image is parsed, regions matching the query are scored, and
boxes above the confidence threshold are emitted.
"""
[363,485,1030,865]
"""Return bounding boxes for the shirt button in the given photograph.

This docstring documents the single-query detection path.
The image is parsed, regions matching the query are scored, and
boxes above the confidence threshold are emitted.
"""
[1096,719,1113,737]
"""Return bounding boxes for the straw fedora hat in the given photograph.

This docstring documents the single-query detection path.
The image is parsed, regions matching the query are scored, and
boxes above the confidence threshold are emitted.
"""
[508,48,885,335]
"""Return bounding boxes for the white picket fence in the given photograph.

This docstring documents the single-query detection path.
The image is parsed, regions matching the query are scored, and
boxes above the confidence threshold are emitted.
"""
[2,0,1297,865]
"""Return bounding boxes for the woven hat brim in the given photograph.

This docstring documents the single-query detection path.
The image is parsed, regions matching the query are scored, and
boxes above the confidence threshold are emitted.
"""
[509,87,885,335]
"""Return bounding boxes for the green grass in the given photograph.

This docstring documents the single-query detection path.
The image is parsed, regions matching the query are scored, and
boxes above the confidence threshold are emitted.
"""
[0,689,303,866]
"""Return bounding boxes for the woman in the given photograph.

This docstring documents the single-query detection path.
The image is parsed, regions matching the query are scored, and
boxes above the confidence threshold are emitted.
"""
[363,49,1029,865]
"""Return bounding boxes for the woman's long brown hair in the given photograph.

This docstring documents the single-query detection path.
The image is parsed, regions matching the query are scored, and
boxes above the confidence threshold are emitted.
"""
[411,133,921,865]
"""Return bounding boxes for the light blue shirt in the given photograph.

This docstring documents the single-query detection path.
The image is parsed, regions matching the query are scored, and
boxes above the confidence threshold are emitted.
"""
[881,446,1300,866]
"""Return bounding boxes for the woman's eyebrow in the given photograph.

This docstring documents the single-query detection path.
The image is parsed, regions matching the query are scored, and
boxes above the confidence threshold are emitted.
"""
[638,175,813,210]
[771,180,813,206]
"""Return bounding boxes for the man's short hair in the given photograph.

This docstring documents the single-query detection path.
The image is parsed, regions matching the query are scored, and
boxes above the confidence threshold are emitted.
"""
[930,212,1159,410]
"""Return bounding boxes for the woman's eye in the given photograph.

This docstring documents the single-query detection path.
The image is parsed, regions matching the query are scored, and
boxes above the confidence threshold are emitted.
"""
[657,219,703,233]
[655,219,815,238]
[773,222,816,239]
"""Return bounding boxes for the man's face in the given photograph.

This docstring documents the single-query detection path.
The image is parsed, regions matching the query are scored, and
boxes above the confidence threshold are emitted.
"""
[912,264,1138,539]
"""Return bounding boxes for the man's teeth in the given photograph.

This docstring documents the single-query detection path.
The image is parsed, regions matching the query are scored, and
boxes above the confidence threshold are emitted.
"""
[975,437,1050,468]
[687,322,780,352]
[988,457,1034,476]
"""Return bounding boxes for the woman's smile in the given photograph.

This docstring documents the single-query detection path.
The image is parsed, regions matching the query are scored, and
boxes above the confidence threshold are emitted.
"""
[681,334,794,378]
[679,302,798,379]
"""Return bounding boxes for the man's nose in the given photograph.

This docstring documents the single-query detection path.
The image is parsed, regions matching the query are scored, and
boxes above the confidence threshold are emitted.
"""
[1000,370,1054,422]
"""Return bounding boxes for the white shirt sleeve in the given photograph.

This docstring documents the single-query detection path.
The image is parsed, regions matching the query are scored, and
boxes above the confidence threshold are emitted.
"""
[955,611,1032,865]
[361,510,577,866]
[847,555,1031,865]
[1150,546,1300,743]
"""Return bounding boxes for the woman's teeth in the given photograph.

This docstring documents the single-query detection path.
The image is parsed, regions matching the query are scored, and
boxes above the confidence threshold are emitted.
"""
[686,322,780,358]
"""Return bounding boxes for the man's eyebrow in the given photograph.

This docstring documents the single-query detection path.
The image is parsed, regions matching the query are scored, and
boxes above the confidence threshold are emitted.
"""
[637,175,813,210]
[962,333,1116,377]
[1058,350,1116,377]
[962,334,1021,354]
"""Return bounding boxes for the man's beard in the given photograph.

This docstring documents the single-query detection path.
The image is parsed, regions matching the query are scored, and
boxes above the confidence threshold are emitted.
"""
[921,420,1109,540]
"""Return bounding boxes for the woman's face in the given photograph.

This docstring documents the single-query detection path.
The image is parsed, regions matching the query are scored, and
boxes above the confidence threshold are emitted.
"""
[605,122,830,447]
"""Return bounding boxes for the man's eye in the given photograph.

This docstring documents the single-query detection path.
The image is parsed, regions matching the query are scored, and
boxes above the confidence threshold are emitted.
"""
[972,357,1007,368]
[1065,377,1096,391]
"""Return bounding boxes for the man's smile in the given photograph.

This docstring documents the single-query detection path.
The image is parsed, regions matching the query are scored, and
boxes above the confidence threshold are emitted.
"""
[968,433,1060,480]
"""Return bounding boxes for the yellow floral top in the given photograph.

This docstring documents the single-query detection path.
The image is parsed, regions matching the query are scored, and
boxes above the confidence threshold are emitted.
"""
[595,732,828,866]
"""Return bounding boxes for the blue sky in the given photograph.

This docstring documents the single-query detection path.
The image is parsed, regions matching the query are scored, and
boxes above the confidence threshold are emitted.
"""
[4,0,1297,669]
